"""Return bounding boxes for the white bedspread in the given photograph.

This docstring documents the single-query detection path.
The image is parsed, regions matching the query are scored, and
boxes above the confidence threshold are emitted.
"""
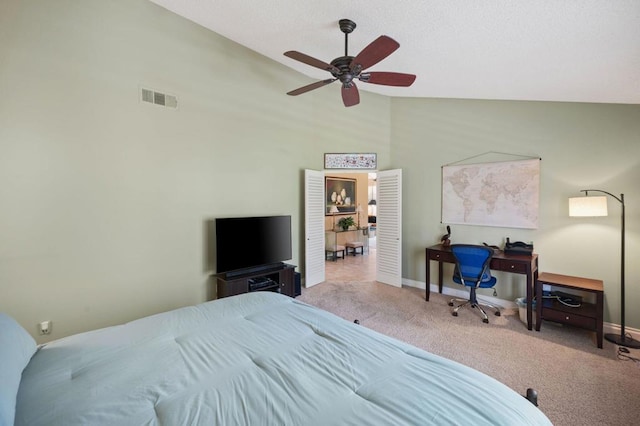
[16,292,551,425]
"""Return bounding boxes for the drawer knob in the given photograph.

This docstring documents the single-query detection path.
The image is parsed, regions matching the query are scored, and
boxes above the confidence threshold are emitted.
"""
[565,316,570,320]
[510,265,515,269]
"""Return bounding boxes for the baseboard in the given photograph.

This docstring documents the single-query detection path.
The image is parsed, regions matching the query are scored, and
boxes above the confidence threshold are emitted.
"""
[402,278,517,312]
[403,278,640,341]
[603,322,640,342]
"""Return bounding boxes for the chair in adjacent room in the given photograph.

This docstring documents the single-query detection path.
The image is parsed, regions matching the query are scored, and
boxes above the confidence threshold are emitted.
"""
[448,244,501,323]
[325,244,345,261]
[345,241,364,256]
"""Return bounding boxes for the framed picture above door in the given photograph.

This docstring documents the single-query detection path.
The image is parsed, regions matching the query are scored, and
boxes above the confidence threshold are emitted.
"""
[324,153,377,169]
[325,177,356,214]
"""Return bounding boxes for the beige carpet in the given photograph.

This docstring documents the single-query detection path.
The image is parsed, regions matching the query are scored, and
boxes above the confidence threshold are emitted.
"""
[297,279,640,426]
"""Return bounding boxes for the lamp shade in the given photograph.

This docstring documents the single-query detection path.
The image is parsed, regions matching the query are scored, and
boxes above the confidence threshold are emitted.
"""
[329,205,339,214]
[569,196,608,217]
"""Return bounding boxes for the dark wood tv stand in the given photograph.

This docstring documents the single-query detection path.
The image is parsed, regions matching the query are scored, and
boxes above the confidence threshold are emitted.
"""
[215,263,296,299]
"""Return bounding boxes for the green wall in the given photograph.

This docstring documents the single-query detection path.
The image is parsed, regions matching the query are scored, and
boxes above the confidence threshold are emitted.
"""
[1,0,638,342]
[0,0,390,342]
[392,98,640,328]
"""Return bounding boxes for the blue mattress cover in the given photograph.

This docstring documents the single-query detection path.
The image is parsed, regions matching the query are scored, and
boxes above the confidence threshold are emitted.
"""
[15,292,552,425]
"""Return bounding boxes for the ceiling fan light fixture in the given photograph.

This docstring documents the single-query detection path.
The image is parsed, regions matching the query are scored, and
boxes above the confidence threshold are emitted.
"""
[283,19,416,107]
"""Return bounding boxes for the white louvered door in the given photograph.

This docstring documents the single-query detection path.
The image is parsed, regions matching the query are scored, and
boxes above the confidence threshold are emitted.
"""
[304,169,325,287]
[376,169,402,287]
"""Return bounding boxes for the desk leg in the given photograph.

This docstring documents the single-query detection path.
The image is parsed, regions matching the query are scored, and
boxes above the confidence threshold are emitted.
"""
[425,252,430,301]
[525,270,535,331]
[535,275,542,331]
[425,255,445,301]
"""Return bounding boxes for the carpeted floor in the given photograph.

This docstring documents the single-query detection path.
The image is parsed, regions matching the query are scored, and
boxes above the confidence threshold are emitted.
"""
[298,277,640,426]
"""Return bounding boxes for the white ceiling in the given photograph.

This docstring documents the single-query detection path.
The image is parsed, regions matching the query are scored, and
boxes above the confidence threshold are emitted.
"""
[148,0,640,104]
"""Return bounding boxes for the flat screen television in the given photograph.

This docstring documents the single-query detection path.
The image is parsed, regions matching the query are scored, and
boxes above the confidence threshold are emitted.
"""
[215,215,292,276]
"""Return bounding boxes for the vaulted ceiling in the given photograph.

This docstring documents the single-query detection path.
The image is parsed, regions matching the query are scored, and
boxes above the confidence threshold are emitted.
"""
[149,0,640,104]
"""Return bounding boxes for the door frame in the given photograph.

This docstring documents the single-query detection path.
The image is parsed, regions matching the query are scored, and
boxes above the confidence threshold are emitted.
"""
[304,168,402,289]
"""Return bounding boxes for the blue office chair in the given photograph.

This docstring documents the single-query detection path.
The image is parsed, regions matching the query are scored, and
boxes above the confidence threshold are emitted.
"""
[449,244,501,323]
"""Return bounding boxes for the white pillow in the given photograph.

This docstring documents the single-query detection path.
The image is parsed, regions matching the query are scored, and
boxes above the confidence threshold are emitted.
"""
[0,313,37,426]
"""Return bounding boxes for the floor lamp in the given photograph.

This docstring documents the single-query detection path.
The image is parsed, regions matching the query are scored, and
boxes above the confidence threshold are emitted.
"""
[569,189,640,349]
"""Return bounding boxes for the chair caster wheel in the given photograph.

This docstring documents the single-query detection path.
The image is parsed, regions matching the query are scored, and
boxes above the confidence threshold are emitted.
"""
[452,312,458,317]
[483,318,489,324]
[495,311,501,316]
[448,302,454,306]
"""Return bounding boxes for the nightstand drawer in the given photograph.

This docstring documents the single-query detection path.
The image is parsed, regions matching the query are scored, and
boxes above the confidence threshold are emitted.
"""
[491,258,528,274]
[542,308,596,329]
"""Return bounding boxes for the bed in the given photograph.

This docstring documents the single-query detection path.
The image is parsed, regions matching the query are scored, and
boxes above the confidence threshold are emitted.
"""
[3,292,552,425]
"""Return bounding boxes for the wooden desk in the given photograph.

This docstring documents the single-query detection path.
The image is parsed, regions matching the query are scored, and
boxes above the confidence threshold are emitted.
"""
[535,272,604,348]
[425,244,539,330]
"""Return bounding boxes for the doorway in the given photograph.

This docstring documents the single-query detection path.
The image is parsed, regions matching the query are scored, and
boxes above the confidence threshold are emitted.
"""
[324,172,376,282]
[304,168,402,288]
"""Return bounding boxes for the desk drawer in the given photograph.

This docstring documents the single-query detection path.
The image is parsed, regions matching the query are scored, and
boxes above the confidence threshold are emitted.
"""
[491,258,528,274]
[542,308,596,330]
[428,250,455,263]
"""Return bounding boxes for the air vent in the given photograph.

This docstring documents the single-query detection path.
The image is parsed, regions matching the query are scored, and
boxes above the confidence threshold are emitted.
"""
[140,87,177,109]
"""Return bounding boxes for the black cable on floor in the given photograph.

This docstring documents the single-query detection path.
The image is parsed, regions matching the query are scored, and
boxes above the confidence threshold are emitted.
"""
[617,334,640,365]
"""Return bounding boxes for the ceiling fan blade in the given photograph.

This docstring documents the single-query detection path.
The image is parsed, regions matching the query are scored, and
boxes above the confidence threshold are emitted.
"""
[341,83,360,107]
[284,51,340,74]
[287,79,336,96]
[349,35,400,72]
[359,72,416,87]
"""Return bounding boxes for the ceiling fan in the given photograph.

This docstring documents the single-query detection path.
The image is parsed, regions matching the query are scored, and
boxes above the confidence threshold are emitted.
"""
[284,19,416,107]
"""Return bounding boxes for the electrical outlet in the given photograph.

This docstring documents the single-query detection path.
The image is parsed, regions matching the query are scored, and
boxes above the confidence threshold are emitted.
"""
[38,320,51,335]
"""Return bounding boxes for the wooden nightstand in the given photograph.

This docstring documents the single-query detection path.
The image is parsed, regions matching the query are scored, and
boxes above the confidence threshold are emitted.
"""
[535,272,604,348]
